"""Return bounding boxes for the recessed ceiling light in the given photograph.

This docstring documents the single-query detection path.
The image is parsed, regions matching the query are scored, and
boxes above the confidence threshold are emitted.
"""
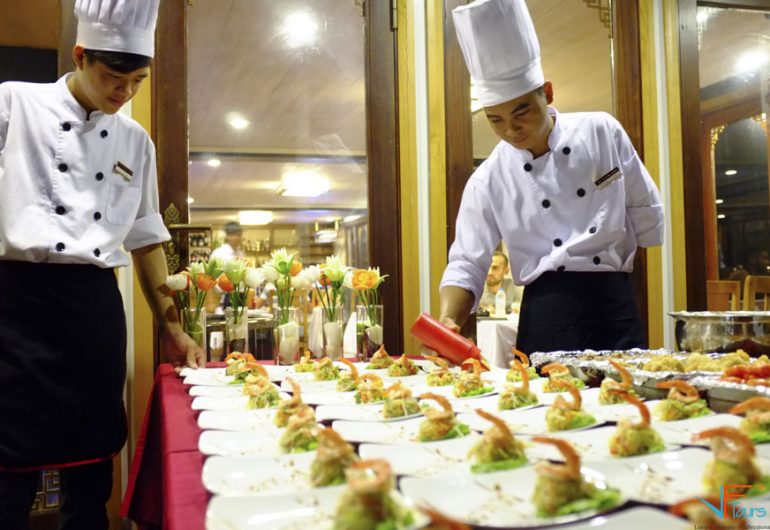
[277,167,330,197]
[207,158,221,168]
[724,169,737,176]
[715,199,724,204]
[226,112,250,130]
[717,214,726,219]
[239,210,273,225]
[282,11,318,48]
[187,197,195,204]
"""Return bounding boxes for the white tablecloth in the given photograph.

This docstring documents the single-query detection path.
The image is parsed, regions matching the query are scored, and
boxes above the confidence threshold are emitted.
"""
[476,314,519,368]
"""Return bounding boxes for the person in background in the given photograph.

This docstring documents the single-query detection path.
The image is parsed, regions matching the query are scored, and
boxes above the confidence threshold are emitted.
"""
[478,251,523,313]
[439,0,664,354]
[210,221,245,262]
[0,0,203,528]
[728,247,770,287]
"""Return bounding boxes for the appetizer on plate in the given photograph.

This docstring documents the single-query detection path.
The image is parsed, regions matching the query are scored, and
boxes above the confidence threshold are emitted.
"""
[332,459,416,530]
[224,352,256,376]
[310,427,360,487]
[607,390,665,457]
[336,359,359,392]
[468,409,527,474]
[498,360,539,410]
[654,380,710,421]
[355,373,385,404]
[314,357,340,381]
[730,397,770,444]
[506,349,539,382]
[366,345,394,369]
[231,360,268,385]
[243,373,281,409]
[382,381,421,419]
[531,437,621,518]
[598,360,637,405]
[417,393,470,442]
[541,363,585,393]
[669,497,748,530]
[424,356,457,387]
[293,350,316,373]
[278,406,320,453]
[545,380,596,432]
[453,359,494,398]
[692,427,769,496]
[387,354,419,377]
[274,377,307,427]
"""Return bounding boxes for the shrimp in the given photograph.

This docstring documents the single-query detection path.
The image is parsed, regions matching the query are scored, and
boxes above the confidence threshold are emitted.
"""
[532,436,581,480]
[541,363,570,377]
[224,352,255,363]
[669,497,748,530]
[461,358,483,376]
[693,427,756,464]
[551,379,582,411]
[656,380,700,404]
[418,393,454,422]
[510,360,530,393]
[385,381,412,400]
[605,360,633,390]
[286,404,316,429]
[731,396,770,424]
[512,348,531,367]
[284,377,302,405]
[345,459,394,495]
[244,362,269,378]
[359,373,382,385]
[609,389,650,428]
[243,376,274,397]
[339,358,359,381]
[316,427,355,462]
[418,504,472,530]
[476,408,514,448]
[425,355,450,370]
[317,357,334,370]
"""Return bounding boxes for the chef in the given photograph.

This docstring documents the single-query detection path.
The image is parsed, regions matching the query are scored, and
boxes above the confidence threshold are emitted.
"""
[439,0,664,354]
[0,0,203,527]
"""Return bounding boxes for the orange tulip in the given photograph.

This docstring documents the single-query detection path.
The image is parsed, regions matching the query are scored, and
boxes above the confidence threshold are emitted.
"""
[196,273,216,291]
[319,270,332,287]
[289,260,303,277]
[216,273,234,293]
[351,269,369,291]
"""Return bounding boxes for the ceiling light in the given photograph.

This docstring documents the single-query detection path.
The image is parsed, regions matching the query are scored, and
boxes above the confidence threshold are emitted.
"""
[724,169,737,176]
[715,199,723,204]
[735,50,769,75]
[207,158,221,168]
[314,229,337,243]
[187,197,195,204]
[282,11,318,49]
[239,210,273,225]
[717,214,726,219]
[226,112,250,130]
[343,214,364,223]
[277,168,330,197]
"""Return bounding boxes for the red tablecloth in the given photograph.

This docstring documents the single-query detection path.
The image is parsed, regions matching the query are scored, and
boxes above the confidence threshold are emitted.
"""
[121,363,210,530]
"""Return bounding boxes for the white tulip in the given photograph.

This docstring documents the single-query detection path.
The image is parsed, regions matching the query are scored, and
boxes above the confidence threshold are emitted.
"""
[244,267,264,288]
[324,255,347,282]
[165,273,189,291]
[303,265,322,284]
[342,269,354,289]
[188,261,205,277]
[261,263,280,283]
[291,275,310,290]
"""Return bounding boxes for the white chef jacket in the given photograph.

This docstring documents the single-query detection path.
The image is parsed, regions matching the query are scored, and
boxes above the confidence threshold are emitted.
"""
[441,108,664,307]
[210,243,244,262]
[0,74,170,268]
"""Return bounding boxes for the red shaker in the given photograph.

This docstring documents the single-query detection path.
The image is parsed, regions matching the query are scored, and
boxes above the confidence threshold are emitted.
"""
[410,313,486,367]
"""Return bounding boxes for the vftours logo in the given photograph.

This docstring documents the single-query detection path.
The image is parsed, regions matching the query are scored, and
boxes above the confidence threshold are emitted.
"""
[696,483,767,519]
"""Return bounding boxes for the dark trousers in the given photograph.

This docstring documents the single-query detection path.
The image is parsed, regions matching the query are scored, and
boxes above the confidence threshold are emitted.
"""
[0,460,112,530]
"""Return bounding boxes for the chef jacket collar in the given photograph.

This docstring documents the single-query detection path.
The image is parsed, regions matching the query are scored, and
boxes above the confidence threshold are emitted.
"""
[57,73,108,122]
[518,107,563,162]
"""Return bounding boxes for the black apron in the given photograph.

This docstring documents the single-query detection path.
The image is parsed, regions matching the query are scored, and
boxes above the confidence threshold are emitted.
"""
[0,261,127,471]
[516,271,646,354]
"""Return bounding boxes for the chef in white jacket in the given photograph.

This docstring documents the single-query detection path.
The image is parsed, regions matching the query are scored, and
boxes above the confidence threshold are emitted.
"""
[439,0,664,354]
[0,1,203,527]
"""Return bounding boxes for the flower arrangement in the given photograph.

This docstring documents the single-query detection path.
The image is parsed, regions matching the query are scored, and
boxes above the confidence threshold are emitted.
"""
[165,258,222,346]
[304,255,349,321]
[351,267,388,360]
[261,248,308,322]
[215,258,263,325]
[351,267,388,321]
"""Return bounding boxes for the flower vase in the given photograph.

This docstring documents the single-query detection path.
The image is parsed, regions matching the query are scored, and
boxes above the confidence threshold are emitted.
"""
[356,305,383,361]
[274,307,300,365]
[225,307,249,355]
[322,307,345,360]
[182,307,206,350]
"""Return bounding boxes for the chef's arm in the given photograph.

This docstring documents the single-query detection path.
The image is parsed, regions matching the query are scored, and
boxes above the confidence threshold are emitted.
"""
[439,285,475,331]
[132,243,206,369]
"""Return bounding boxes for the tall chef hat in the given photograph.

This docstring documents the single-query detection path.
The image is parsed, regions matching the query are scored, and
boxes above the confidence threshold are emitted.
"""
[75,0,161,58]
[452,0,544,107]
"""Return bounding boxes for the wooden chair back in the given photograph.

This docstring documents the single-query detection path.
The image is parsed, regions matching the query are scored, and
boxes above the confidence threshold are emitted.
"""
[743,275,770,310]
[706,280,741,311]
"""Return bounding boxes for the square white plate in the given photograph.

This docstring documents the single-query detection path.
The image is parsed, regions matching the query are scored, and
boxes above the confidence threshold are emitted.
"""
[654,413,743,446]
[399,464,621,527]
[197,409,283,432]
[559,506,685,529]
[315,404,423,423]
[359,434,482,477]
[408,383,498,401]
[198,429,285,457]
[456,405,608,436]
[206,486,429,530]
[191,393,291,412]
[189,382,279,398]
[202,452,317,496]
[181,365,288,384]
[331,417,427,444]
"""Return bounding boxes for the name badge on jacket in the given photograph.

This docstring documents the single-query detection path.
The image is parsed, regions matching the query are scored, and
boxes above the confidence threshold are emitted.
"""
[594,167,621,190]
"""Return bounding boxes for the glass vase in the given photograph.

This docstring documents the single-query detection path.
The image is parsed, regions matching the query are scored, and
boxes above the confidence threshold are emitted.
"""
[182,307,206,350]
[225,307,248,356]
[274,307,301,365]
[356,304,383,361]
[322,307,345,360]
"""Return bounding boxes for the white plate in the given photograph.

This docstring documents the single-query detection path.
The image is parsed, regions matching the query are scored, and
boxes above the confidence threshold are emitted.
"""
[655,413,743,446]
[182,365,288,384]
[559,506,685,529]
[456,405,607,436]
[191,393,291,411]
[206,486,429,530]
[399,465,621,527]
[447,394,541,415]
[189,382,279,398]
[331,417,426,444]
[198,430,285,457]
[197,409,283,432]
[202,452,317,496]
[315,404,423,423]
[359,434,482,476]
[408,383,498,401]
[280,379,340,393]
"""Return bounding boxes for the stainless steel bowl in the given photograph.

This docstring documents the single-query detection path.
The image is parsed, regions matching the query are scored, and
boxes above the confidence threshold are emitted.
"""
[670,311,770,355]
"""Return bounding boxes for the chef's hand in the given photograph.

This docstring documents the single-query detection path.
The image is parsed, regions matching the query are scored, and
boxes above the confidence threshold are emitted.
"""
[162,322,206,373]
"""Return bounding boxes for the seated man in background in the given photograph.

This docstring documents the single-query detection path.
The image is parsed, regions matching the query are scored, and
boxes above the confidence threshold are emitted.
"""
[728,247,770,287]
[478,251,523,313]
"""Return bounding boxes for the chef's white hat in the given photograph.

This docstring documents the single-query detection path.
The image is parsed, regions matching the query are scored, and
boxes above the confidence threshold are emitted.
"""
[452,0,544,107]
[75,0,160,58]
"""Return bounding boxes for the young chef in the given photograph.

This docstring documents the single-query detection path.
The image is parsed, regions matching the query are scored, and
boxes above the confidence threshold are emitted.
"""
[439,0,664,354]
[0,0,204,527]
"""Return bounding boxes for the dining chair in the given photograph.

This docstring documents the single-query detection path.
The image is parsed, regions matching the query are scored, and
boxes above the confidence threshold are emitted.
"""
[706,280,741,311]
[743,275,770,310]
